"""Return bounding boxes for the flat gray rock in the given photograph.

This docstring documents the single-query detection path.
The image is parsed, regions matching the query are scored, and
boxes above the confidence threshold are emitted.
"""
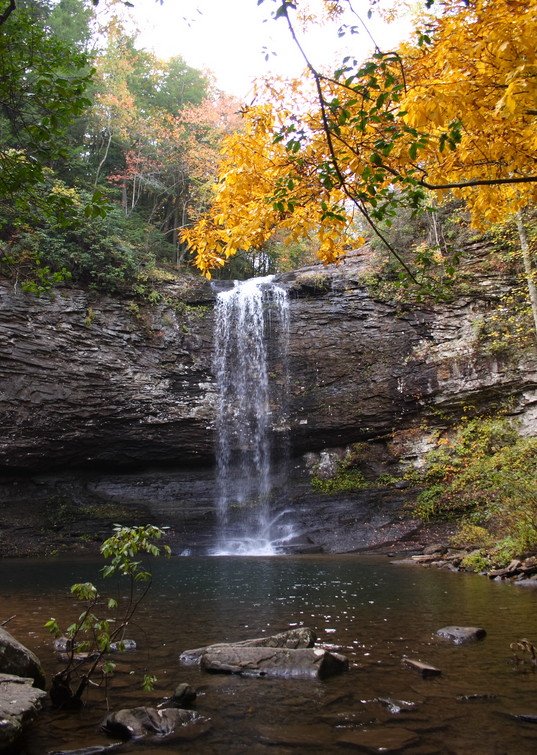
[402,659,442,677]
[0,673,48,751]
[200,645,348,679]
[180,627,316,665]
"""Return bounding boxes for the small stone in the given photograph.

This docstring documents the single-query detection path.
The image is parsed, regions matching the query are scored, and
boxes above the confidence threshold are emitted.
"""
[48,745,122,754]
[172,683,197,706]
[515,578,537,588]
[53,637,73,653]
[102,706,208,740]
[456,693,497,703]
[435,626,486,644]
[375,697,416,714]
[510,713,537,725]
[403,658,442,677]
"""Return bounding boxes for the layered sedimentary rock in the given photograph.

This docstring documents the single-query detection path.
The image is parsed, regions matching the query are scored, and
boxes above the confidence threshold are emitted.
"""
[0,277,216,470]
[2,257,537,554]
[2,257,536,472]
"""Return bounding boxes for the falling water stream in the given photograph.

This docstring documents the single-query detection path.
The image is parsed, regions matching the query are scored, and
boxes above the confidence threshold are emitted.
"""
[212,276,292,555]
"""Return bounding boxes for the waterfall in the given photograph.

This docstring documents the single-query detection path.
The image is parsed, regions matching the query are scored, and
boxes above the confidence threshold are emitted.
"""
[212,276,292,555]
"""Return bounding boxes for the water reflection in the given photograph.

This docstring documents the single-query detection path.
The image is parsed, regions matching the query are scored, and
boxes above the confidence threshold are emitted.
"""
[1,555,537,753]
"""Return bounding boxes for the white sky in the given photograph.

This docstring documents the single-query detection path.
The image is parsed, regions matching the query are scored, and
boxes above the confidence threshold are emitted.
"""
[126,0,413,101]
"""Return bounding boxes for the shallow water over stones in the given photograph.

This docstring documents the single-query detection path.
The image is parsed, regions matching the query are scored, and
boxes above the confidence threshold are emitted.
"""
[2,555,537,754]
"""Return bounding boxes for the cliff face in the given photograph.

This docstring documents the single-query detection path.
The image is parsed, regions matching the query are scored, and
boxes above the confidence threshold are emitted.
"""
[1,258,537,472]
[285,262,537,461]
[2,259,537,555]
[0,278,216,470]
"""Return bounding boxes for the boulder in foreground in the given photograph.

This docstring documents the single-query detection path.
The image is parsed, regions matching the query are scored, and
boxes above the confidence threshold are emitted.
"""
[0,673,47,751]
[0,627,46,688]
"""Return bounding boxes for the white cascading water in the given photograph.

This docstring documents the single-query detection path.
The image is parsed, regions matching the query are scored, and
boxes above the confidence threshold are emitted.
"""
[212,276,292,555]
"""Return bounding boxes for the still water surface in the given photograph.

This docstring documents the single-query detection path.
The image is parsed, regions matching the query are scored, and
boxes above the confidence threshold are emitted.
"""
[1,555,537,754]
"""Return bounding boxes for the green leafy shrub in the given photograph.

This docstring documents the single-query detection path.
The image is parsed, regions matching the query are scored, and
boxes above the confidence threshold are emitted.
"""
[311,468,368,493]
[414,415,537,567]
[460,550,491,573]
[45,524,170,709]
[449,523,494,550]
[414,417,524,519]
[0,180,178,294]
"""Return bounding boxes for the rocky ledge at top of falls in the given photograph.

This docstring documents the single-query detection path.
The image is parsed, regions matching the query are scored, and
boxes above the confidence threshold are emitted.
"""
[1,255,537,473]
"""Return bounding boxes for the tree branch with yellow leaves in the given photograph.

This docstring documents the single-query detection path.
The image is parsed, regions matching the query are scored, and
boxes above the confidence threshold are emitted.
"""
[182,0,537,304]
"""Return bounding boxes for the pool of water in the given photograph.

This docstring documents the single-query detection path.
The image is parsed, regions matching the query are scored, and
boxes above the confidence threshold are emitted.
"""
[2,555,537,754]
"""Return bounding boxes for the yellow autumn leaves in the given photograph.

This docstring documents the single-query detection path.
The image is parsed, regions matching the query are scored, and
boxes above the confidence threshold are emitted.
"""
[400,0,537,223]
[182,0,537,277]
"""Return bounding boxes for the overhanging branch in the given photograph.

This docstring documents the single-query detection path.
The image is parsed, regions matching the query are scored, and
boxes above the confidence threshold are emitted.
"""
[0,1,16,26]
[419,174,537,190]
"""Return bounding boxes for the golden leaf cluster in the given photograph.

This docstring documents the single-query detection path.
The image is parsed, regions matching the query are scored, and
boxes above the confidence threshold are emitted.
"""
[183,0,537,276]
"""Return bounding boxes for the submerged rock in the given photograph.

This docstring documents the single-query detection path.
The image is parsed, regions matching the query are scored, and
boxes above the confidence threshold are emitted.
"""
[0,673,47,751]
[0,627,46,688]
[102,706,209,741]
[171,683,197,706]
[510,713,537,725]
[180,627,316,665]
[200,646,348,679]
[109,639,136,652]
[402,659,442,678]
[435,626,487,644]
[257,723,333,747]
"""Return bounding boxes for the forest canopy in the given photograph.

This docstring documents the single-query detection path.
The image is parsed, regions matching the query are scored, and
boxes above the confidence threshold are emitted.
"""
[1,0,536,291]
[0,0,247,291]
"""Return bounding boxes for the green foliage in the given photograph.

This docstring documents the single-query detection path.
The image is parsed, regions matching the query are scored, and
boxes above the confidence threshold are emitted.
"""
[311,468,368,493]
[460,550,491,573]
[0,180,176,294]
[45,524,170,708]
[142,674,158,692]
[310,451,369,494]
[414,416,537,568]
[0,3,230,296]
[449,523,494,550]
[0,4,94,222]
[475,289,534,355]
[414,416,529,518]
[100,524,171,580]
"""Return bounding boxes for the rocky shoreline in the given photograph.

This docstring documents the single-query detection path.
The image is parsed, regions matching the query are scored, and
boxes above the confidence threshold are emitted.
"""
[395,542,537,586]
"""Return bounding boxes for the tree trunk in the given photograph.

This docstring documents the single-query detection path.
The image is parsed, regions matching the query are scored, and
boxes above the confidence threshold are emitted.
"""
[94,121,112,188]
[516,212,537,345]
